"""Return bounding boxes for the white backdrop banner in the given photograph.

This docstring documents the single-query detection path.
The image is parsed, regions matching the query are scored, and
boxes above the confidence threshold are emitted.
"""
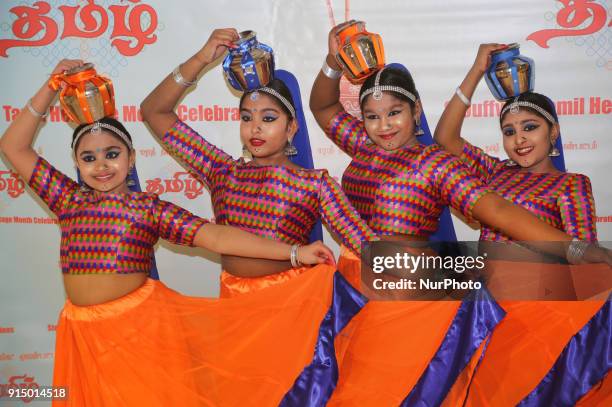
[1,0,610,403]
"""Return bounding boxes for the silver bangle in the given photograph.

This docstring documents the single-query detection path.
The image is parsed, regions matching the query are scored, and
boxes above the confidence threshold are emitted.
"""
[290,244,302,268]
[26,99,48,119]
[566,238,590,264]
[455,87,471,107]
[172,65,196,87]
[321,59,343,80]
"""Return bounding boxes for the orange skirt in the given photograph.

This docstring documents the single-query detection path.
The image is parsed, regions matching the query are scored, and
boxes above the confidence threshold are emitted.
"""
[464,261,611,406]
[220,266,310,298]
[330,247,504,406]
[52,265,354,406]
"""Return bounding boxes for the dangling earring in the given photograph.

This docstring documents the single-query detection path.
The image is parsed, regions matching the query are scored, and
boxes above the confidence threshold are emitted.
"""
[242,144,252,160]
[80,184,92,193]
[126,166,136,187]
[284,138,298,156]
[549,143,560,157]
[414,117,425,136]
[505,159,518,167]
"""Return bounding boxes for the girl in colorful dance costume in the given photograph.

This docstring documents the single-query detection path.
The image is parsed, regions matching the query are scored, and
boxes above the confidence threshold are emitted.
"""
[0,58,357,407]
[140,29,378,405]
[309,25,611,406]
[434,44,611,406]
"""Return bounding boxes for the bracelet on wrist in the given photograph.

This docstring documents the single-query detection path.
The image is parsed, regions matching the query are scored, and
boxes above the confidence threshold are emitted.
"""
[290,244,303,268]
[566,238,589,264]
[26,99,48,119]
[172,65,197,87]
[321,59,343,80]
[455,87,471,107]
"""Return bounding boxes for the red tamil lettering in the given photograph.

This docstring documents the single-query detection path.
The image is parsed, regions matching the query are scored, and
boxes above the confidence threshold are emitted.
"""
[145,178,164,195]
[7,171,25,198]
[60,0,109,39]
[527,0,608,48]
[0,2,58,57]
[0,170,26,198]
[184,177,205,199]
[164,173,185,193]
[109,0,158,56]
[0,1,158,58]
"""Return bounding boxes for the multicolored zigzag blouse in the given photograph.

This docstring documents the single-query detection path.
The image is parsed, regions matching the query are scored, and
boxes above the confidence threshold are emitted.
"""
[461,141,597,242]
[162,120,375,254]
[28,157,208,274]
[325,111,490,237]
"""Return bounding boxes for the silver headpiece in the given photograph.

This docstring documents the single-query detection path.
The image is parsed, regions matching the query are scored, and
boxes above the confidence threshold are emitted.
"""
[72,122,133,150]
[501,99,557,124]
[359,67,417,104]
[250,87,296,118]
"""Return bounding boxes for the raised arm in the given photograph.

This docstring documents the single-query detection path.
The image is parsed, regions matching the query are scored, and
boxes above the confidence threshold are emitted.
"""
[433,44,506,156]
[140,29,240,186]
[309,25,346,132]
[140,28,239,137]
[0,59,84,182]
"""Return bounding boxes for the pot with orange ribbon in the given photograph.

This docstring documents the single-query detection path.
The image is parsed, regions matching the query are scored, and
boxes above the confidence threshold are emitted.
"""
[48,63,115,124]
[335,20,385,84]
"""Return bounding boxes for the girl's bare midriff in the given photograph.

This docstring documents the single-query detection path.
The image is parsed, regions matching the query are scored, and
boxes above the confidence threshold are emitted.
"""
[222,255,294,278]
[63,273,148,306]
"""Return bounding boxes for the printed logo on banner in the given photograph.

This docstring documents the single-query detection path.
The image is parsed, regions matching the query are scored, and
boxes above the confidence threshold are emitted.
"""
[0,170,25,198]
[0,374,39,403]
[528,0,612,69]
[0,0,161,76]
[146,172,206,200]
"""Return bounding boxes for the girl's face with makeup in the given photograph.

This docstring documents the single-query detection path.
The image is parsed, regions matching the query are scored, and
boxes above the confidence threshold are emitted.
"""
[361,92,421,151]
[239,92,296,165]
[500,109,558,172]
[74,130,135,193]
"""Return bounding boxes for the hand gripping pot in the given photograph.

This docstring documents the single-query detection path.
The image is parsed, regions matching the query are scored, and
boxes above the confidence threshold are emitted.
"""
[335,20,385,84]
[484,43,535,101]
[48,63,115,124]
[223,30,275,91]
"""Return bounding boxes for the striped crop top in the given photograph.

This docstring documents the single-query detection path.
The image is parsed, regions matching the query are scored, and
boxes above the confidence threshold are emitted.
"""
[461,141,597,242]
[161,120,375,254]
[28,157,208,274]
[326,111,490,237]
